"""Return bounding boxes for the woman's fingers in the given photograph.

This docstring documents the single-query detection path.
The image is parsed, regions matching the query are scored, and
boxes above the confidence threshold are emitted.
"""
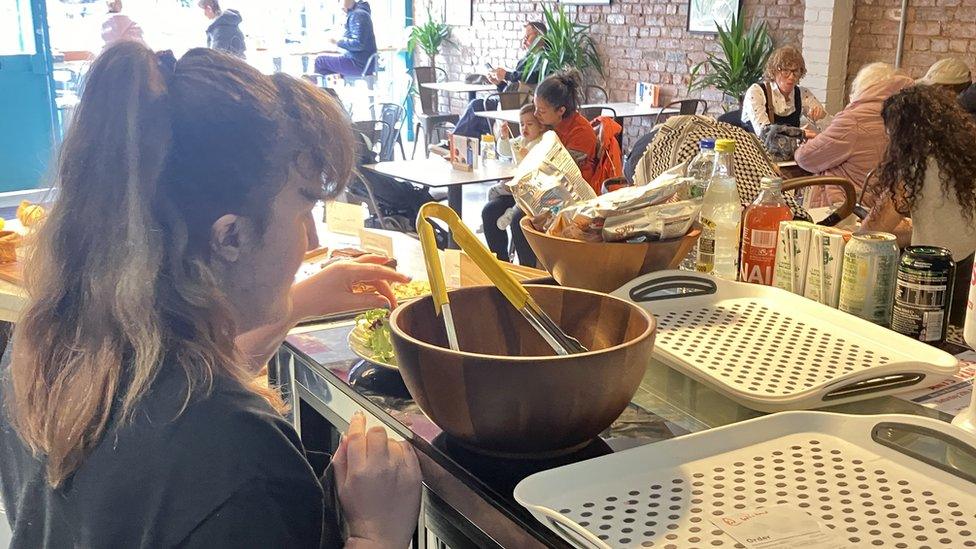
[366,426,391,468]
[371,280,397,309]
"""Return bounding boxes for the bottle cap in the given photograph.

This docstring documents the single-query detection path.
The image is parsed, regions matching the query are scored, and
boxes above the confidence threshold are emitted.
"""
[699,138,716,149]
[482,134,495,142]
[714,139,735,152]
[760,176,783,189]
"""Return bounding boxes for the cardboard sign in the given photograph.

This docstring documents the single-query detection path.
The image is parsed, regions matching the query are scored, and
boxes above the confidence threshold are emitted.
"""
[358,228,394,258]
[325,200,364,236]
[444,249,462,289]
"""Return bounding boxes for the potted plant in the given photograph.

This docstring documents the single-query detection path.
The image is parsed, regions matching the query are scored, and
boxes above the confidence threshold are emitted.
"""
[522,3,604,84]
[407,9,452,69]
[688,18,773,110]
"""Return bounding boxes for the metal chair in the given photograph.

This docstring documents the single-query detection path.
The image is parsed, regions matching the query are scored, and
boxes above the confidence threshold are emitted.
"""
[377,103,406,161]
[352,120,393,159]
[584,85,610,103]
[411,66,459,159]
[345,53,381,119]
[580,106,617,120]
[484,91,532,111]
[652,99,709,127]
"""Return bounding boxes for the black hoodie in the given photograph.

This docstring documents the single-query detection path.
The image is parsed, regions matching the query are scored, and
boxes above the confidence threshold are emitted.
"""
[337,1,377,68]
[207,8,246,59]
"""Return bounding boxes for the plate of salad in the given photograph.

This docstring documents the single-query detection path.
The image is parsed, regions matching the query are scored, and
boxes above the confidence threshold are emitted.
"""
[348,309,398,370]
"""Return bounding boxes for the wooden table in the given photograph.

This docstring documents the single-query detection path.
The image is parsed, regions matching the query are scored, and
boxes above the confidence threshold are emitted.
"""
[420,81,498,101]
[361,158,515,221]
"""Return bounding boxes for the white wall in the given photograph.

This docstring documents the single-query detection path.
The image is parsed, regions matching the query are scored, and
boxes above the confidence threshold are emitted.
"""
[802,0,855,113]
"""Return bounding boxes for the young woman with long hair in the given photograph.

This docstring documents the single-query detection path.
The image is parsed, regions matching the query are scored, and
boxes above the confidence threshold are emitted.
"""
[863,84,976,322]
[1,42,420,548]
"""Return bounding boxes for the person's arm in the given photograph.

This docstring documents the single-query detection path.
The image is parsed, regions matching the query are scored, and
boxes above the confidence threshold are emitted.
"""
[235,256,409,370]
[793,112,855,174]
[802,88,827,122]
[862,192,913,247]
[742,84,770,135]
[178,477,325,549]
[337,11,368,52]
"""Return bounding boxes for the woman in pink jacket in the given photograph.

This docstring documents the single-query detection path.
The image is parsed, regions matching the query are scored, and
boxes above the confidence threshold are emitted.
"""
[101,0,145,48]
[795,63,914,208]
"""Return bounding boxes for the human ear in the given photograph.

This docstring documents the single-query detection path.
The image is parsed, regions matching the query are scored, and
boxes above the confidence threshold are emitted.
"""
[210,214,249,263]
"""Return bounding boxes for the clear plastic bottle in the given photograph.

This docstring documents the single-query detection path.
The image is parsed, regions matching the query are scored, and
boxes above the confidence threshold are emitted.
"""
[686,138,717,199]
[696,139,743,280]
[740,177,793,285]
[481,134,497,163]
[680,138,718,271]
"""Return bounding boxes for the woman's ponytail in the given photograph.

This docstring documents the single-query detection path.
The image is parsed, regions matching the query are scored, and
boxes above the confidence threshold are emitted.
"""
[13,40,173,486]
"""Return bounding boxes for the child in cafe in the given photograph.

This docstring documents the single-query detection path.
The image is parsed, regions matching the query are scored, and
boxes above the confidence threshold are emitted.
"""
[481,104,547,262]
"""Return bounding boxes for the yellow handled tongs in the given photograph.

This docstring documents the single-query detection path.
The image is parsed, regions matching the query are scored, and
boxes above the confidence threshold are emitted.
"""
[416,203,587,356]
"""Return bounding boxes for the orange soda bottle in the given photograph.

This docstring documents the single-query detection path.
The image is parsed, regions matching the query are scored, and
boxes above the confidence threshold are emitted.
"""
[740,177,792,285]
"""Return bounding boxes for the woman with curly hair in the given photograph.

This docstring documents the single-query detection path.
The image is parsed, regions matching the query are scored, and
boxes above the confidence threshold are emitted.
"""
[741,45,828,137]
[863,84,976,322]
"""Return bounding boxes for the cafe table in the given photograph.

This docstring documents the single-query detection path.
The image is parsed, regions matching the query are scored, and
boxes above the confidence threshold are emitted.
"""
[421,81,498,101]
[360,158,516,244]
[476,101,682,125]
[276,307,976,548]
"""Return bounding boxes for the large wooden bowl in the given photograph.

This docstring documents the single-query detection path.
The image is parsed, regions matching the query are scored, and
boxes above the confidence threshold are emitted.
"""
[520,217,700,293]
[389,285,655,457]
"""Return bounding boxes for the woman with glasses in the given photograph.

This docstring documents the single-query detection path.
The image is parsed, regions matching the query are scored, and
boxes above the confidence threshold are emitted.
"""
[741,45,827,138]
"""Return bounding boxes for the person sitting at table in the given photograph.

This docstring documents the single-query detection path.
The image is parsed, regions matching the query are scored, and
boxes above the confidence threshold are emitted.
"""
[862,84,976,322]
[794,63,914,209]
[100,0,145,48]
[482,104,547,262]
[198,0,246,59]
[452,21,547,138]
[314,0,377,78]
[916,57,972,95]
[486,21,548,92]
[0,42,421,548]
[533,69,599,187]
[741,45,827,137]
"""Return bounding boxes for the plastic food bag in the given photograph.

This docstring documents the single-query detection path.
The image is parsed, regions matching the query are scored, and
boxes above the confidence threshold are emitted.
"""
[602,199,703,242]
[507,131,597,218]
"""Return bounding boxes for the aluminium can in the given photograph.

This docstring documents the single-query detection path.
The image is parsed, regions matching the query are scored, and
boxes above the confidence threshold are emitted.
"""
[838,232,900,326]
[891,246,956,343]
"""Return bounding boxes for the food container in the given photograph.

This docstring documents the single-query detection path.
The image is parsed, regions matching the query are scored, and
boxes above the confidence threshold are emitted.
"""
[389,284,656,457]
[520,217,699,293]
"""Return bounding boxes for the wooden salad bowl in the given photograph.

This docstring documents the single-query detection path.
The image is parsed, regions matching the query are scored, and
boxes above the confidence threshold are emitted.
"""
[389,284,655,457]
[520,217,700,293]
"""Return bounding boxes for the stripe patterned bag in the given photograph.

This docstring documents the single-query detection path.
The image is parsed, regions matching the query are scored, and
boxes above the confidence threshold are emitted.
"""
[638,115,811,221]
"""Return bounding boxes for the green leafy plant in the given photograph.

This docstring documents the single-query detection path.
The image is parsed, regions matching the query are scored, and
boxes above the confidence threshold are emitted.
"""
[688,18,773,107]
[522,3,604,83]
[407,11,452,68]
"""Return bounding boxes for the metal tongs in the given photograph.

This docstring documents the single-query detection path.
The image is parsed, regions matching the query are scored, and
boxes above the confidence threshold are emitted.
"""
[416,203,587,356]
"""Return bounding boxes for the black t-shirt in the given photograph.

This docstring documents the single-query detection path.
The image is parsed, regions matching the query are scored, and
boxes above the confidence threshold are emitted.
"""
[0,365,342,548]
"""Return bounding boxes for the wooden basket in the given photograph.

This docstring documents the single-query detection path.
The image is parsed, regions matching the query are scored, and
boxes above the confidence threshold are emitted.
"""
[520,217,700,293]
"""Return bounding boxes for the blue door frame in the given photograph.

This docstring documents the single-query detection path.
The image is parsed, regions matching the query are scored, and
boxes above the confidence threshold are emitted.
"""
[0,0,58,192]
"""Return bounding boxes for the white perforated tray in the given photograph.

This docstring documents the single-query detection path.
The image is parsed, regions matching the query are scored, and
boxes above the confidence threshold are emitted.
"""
[515,411,976,549]
[611,271,960,412]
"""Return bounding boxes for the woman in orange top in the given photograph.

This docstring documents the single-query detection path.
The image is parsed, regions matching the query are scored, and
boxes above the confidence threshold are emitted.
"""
[533,69,599,188]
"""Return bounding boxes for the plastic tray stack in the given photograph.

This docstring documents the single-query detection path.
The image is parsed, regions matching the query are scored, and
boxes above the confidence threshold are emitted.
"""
[611,271,960,412]
[515,412,976,549]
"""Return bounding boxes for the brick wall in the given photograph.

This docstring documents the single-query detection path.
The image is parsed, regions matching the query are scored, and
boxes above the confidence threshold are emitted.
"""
[847,0,976,87]
[417,0,806,143]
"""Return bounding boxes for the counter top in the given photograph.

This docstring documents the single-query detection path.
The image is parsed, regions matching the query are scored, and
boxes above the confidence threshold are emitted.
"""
[282,316,973,547]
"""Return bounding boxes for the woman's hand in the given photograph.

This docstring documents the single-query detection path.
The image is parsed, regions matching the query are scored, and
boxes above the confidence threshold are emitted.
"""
[335,412,422,549]
[808,104,827,121]
[804,128,819,140]
[290,255,410,322]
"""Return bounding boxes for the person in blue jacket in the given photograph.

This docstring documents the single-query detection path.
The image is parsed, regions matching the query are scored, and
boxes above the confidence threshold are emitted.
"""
[315,0,378,77]
[198,0,246,59]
